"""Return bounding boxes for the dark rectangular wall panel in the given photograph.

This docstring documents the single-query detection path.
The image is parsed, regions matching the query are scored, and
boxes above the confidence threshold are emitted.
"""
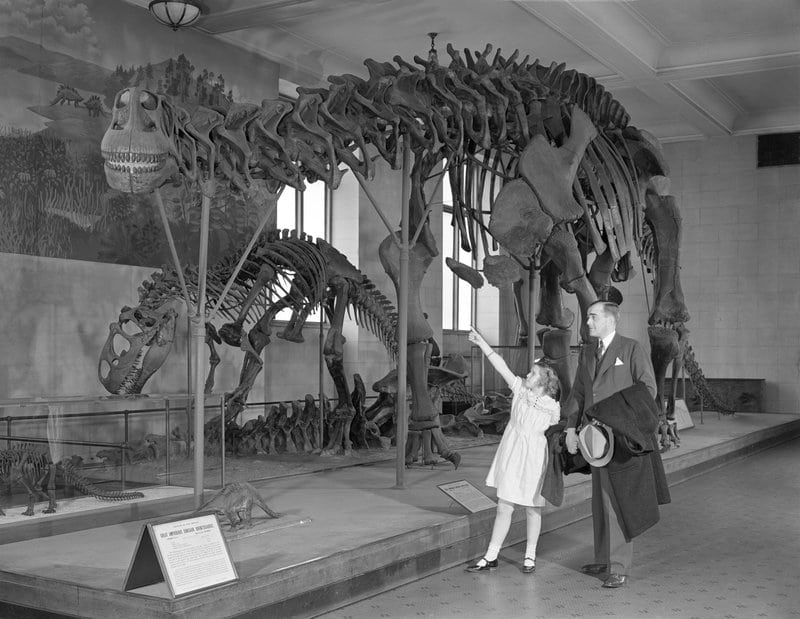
[757,132,800,167]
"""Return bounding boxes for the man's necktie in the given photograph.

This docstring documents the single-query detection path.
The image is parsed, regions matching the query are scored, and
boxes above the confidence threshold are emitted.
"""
[595,341,604,376]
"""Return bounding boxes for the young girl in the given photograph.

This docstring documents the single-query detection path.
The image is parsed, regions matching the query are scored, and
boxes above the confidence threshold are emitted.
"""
[466,327,561,574]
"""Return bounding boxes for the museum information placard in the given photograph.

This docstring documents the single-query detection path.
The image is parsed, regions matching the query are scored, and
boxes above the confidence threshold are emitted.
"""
[124,513,238,597]
[437,480,496,513]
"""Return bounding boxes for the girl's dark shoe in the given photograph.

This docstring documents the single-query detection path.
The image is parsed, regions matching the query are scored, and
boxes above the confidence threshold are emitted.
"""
[522,558,536,574]
[466,558,498,572]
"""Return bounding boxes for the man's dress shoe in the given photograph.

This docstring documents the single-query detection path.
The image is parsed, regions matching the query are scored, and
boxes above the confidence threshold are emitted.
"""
[602,573,628,588]
[580,563,608,575]
[466,558,498,572]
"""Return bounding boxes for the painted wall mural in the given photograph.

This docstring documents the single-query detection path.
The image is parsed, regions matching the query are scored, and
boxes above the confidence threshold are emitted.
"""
[0,0,280,267]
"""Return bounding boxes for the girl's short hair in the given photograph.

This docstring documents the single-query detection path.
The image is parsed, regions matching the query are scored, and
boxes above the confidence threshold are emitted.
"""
[534,362,562,401]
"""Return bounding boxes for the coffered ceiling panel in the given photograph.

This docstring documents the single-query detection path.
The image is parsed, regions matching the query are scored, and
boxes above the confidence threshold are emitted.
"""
[710,67,800,112]
[626,0,800,43]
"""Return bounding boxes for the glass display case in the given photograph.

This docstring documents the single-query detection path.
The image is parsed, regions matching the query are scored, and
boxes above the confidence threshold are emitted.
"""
[0,391,335,532]
[0,393,223,538]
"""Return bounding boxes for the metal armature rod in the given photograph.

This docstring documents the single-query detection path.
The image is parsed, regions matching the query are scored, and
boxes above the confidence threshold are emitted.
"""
[207,199,278,323]
[395,139,412,488]
[527,249,542,370]
[410,155,452,247]
[353,169,401,246]
[196,181,213,316]
[410,203,434,247]
[527,262,537,370]
[153,188,193,311]
[192,178,214,509]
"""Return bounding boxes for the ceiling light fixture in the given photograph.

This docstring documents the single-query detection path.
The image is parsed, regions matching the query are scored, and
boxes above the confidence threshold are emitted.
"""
[148,0,202,31]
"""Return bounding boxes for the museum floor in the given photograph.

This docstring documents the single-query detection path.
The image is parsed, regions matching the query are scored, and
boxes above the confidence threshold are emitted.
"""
[1,411,799,619]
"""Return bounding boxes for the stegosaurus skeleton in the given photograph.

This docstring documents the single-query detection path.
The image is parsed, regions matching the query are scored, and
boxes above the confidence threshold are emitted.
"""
[0,443,144,516]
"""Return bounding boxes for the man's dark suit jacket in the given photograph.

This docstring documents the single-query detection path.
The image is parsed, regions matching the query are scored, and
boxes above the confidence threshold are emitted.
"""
[560,333,663,540]
[562,333,657,430]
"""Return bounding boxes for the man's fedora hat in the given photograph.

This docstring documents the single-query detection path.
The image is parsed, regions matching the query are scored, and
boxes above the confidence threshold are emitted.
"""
[578,421,614,467]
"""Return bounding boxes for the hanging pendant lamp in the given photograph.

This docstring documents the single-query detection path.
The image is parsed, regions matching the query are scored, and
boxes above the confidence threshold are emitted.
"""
[148,0,202,31]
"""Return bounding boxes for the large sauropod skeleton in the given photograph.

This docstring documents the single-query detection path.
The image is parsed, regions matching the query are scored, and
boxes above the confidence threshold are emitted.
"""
[100,42,727,465]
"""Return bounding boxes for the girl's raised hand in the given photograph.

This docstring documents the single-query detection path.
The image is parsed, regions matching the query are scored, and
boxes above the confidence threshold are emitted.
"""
[468,326,484,346]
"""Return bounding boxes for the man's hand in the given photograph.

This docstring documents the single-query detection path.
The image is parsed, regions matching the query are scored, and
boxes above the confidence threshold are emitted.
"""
[565,427,578,454]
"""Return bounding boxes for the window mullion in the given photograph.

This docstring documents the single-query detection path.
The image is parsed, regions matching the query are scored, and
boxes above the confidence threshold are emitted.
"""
[452,215,459,331]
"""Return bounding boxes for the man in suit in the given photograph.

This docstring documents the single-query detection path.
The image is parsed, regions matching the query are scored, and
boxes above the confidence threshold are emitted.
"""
[563,300,657,588]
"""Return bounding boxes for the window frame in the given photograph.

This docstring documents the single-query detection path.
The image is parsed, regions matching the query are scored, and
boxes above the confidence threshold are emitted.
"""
[441,205,476,333]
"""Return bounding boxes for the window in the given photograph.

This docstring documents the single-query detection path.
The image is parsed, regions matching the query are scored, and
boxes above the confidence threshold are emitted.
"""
[274,180,331,322]
[441,178,474,331]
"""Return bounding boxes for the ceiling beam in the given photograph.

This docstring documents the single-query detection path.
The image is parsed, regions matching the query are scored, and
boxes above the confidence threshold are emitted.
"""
[645,121,706,143]
[658,32,800,80]
[515,0,740,138]
[733,107,800,135]
[651,80,740,134]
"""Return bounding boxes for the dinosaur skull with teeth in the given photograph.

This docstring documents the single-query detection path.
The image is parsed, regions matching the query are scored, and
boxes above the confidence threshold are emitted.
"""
[100,87,179,194]
[98,302,178,394]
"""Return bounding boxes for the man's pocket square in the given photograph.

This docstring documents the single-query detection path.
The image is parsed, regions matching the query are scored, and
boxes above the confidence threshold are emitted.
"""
[614,357,624,366]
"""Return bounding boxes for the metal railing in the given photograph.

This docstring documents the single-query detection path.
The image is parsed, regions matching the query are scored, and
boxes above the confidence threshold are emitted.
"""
[0,395,211,489]
[0,391,382,489]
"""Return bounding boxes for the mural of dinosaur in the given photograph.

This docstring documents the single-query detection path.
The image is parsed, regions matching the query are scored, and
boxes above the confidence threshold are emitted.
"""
[49,84,84,107]
[99,42,729,468]
[84,94,109,118]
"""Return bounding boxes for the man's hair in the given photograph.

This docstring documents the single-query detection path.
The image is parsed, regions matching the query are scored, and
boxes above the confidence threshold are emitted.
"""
[533,362,562,400]
[588,300,620,324]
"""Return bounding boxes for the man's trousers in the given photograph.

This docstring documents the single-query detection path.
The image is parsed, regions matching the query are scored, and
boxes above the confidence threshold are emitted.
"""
[591,466,632,574]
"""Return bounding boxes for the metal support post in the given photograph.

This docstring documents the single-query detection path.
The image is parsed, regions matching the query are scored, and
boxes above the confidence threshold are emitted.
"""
[395,140,412,488]
[319,314,325,451]
[220,395,226,487]
[165,398,171,486]
[192,180,213,509]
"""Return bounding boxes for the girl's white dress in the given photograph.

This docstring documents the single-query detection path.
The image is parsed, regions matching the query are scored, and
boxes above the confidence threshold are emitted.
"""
[485,377,561,506]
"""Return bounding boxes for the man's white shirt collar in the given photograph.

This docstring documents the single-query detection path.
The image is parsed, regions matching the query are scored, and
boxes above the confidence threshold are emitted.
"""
[600,331,616,351]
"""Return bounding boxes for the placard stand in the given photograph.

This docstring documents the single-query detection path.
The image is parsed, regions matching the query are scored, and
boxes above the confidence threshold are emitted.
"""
[673,398,695,430]
[124,512,238,597]
[437,480,496,513]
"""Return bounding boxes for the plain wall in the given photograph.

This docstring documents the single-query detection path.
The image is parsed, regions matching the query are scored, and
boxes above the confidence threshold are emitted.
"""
[662,135,800,413]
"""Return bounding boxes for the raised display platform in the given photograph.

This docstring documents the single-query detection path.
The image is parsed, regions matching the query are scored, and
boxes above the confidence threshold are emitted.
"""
[1,412,799,618]
[665,377,766,412]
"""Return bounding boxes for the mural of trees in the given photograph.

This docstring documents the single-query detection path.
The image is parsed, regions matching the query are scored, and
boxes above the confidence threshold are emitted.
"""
[0,37,249,266]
